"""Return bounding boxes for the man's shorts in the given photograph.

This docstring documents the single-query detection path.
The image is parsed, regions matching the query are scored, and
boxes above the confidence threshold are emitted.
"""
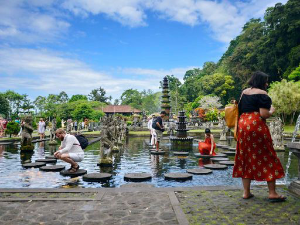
[69,153,84,162]
[155,130,163,142]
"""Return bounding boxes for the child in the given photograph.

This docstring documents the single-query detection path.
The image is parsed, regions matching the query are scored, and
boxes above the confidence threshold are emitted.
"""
[198,128,216,155]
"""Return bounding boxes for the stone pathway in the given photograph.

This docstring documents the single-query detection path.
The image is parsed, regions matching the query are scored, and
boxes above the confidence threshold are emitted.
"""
[0,186,299,225]
[176,186,300,225]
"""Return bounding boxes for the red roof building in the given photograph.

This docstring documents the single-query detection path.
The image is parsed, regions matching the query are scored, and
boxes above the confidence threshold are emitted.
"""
[102,105,142,115]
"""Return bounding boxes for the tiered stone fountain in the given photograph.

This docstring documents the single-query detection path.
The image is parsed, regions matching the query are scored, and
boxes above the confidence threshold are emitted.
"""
[170,111,193,150]
[161,76,171,121]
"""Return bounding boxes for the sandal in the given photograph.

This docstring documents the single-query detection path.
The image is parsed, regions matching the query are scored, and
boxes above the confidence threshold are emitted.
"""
[268,196,286,203]
[69,164,79,173]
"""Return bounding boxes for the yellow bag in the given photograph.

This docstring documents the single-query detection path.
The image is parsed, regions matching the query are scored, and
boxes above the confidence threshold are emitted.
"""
[224,100,239,129]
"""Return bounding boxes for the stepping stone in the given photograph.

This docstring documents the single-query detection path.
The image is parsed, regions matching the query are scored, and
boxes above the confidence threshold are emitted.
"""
[120,183,154,188]
[39,165,65,172]
[60,169,87,177]
[221,151,236,156]
[22,162,46,168]
[194,153,213,159]
[36,158,57,163]
[164,173,193,181]
[219,161,235,166]
[150,151,165,155]
[211,157,229,162]
[217,145,228,149]
[45,156,56,159]
[174,152,189,156]
[212,153,227,157]
[221,146,230,150]
[204,164,228,170]
[83,173,112,182]
[187,168,212,175]
[228,147,236,151]
[124,173,152,182]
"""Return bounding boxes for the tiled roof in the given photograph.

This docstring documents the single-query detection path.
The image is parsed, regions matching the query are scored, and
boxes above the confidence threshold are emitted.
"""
[103,105,142,113]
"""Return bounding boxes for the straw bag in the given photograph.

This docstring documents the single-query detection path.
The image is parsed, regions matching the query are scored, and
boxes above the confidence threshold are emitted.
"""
[225,93,243,140]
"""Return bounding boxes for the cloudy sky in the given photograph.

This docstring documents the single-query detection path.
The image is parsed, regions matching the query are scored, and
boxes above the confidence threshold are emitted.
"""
[0,0,288,101]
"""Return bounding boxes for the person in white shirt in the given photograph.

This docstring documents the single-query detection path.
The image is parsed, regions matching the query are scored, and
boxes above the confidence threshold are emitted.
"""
[54,128,84,172]
[148,115,157,147]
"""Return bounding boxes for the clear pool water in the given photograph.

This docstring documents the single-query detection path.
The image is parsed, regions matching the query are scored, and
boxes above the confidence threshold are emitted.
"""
[0,137,298,188]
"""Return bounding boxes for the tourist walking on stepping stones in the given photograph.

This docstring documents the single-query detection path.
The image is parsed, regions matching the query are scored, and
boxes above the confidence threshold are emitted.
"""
[152,111,166,151]
[54,128,84,173]
[198,128,216,156]
[232,71,286,202]
[38,118,46,140]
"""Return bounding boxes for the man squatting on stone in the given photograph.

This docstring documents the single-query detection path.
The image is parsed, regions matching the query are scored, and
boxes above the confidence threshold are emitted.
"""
[54,128,84,172]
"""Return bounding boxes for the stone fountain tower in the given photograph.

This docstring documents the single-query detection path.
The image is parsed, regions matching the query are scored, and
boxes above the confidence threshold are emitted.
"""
[170,111,194,150]
[161,76,171,121]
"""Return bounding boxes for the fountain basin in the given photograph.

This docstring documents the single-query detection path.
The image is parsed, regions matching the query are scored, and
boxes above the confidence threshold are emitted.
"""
[287,142,300,196]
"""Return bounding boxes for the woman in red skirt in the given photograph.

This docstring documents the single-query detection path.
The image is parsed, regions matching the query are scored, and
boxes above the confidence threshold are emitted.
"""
[198,128,216,155]
[233,71,286,202]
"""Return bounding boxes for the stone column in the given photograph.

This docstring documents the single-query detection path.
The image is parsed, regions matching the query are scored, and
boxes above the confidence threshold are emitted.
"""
[287,142,300,196]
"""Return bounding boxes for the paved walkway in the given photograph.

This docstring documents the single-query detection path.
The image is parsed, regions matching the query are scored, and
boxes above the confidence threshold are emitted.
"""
[0,185,299,225]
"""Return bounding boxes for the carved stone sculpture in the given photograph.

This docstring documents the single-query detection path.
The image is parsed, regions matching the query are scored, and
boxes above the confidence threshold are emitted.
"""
[20,115,34,151]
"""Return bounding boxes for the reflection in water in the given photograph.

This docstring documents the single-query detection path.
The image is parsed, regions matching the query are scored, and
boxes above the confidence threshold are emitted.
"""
[198,158,212,167]
[151,155,160,176]
[37,142,45,158]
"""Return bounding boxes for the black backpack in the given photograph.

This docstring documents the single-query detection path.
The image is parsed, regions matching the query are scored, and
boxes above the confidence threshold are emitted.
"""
[75,134,89,149]
[152,118,158,129]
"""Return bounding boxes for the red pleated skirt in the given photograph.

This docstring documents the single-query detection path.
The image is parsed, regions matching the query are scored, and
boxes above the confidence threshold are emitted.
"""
[232,112,285,181]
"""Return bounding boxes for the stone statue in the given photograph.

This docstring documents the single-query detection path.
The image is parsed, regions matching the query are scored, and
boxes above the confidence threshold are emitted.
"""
[49,118,57,145]
[271,117,284,150]
[20,115,34,151]
[219,118,227,141]
[67,118,72,132]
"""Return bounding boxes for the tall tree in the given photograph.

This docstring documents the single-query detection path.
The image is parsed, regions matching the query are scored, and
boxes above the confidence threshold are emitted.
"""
[69,94,88,102]
[88,87,111,103]
[0,93,9,117]
[120,89,142,109]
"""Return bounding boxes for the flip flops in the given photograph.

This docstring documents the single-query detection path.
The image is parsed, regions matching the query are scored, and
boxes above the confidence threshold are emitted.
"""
[268,196,286,203]
[243,193,254,199]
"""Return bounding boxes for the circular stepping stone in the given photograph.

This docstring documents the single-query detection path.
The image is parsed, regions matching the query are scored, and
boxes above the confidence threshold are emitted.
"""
[221,146,230,150]
[60,169,87,177]
[174,152,189,156]
[219,161,235,166]
[36,158,57,163]
[97,162,113,167]
[187,168,212,175]
[212,153,227,157]
[22,162,46,168]
[121,183,154,188]
[45,156,56,159]
[39,165,65,172]
[217,145,227,148]
[229,147,236,151]
[194,153,213,159]
[150,151,165,155]
[83,173,112,182]
[211,157,229,162]
[164,173,193,181]
[222,151,236,156]
[124,173,152,182]
[204,164,228,170]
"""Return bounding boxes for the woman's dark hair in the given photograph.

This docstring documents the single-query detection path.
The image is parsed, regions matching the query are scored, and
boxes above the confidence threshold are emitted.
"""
[247,71,269,90]
[205,128,211,134]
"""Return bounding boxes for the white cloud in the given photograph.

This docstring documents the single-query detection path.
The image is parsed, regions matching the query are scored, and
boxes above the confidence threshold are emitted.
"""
[0,48,193,99]
[0,0,289,44]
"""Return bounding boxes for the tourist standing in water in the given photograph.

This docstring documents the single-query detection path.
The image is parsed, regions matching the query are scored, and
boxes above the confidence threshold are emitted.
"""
[152,111,166,151]
[232,71,285,202]
[38,118,46,140]
[198,128,216,155]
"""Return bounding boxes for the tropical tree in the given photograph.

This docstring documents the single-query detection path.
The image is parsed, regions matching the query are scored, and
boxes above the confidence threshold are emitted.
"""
[88,87,111,103]
[69,94,88,102]
[0,93,9,117]
[120,89,142,109]
[268,79,300,123]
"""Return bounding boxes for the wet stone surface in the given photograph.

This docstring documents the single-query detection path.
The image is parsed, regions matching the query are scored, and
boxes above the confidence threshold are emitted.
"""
[186,168,212,175]
[221,151,236,156]
[124,173,152,182]
[177,187,300,225]
[219,161,235,166]
[39,165,65,172]
[204,164,228,170]
[60,169,87,177]
[83,173,112,182]
[164,173,193,181]
[0,191,178,225]
[36,158,57,164]
[150,151,166,155]
[211,157,229,162]
[22,162,46,168]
